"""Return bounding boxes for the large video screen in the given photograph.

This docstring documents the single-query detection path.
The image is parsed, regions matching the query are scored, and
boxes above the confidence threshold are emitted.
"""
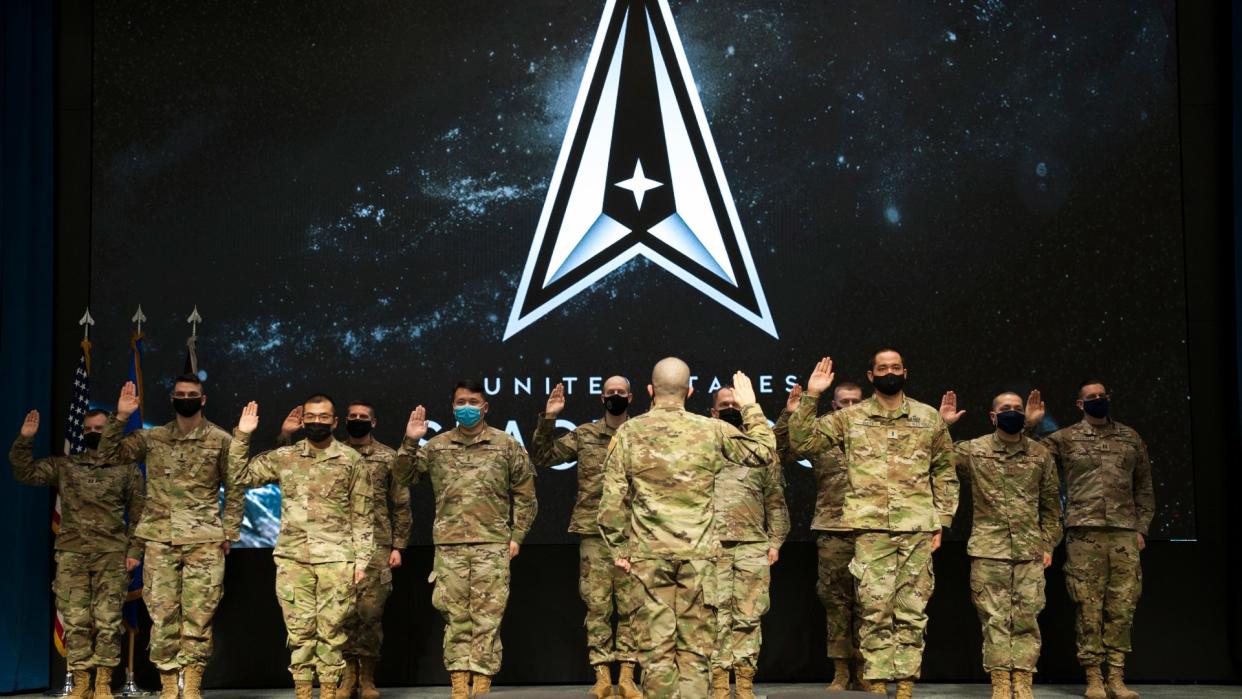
[89,0,1192,544]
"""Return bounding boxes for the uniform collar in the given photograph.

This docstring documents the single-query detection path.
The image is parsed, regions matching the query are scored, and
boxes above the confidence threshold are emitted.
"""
[989,432,1027,454]
[298,437,349,461]
[863,395,909,419]
[1078,418,1115,436]
[165,419,212,440]
[449,425,494,446]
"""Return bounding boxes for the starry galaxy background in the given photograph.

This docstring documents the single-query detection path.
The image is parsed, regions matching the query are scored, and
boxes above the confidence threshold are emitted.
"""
[89,0,1192,545]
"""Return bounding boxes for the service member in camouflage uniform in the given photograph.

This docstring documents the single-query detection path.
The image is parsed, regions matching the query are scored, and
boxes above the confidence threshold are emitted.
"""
[100,376,243,699]
[597,360,776,699]
[531,377,642,699]
[947,391,1062,699]
[10,409,144,699]
[776,381,865,691]
[393,380,537,699]
[230,395,375,699]
[708,386,789,699]
[279,402,412,699]
[1036,381,1154,699]
[789,353,958,699]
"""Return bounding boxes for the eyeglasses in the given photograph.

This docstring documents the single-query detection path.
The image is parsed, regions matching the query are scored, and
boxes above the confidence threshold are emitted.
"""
[303,413,335,423]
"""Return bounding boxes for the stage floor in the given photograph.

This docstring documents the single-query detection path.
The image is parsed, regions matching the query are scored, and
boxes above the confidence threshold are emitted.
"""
[13,685,1238,698]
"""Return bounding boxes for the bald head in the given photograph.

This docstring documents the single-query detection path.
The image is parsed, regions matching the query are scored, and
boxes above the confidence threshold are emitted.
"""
[650,357,691,399]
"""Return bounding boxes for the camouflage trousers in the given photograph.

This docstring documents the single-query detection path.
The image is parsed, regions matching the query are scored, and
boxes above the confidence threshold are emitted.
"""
[849,531,935,681]
[143,540,225,671]
[579,536,639,665]
[629,557,717,699]
[343,547,394,659]
[1063,527,1143,667]
[54,550,129,670]
[712,542,771,671]
[274,557,355,683]
[969,557,1045,672]
[816,532,861,661]
[431,543,510,676]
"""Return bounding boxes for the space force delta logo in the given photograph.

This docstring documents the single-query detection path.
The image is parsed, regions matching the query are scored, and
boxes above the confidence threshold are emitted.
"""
[504,0,777,340]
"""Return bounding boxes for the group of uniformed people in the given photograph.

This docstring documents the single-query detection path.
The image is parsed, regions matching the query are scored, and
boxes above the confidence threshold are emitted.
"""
[10,347,1154,699]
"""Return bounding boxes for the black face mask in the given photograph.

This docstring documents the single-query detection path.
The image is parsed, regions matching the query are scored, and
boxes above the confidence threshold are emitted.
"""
[1082,398,1110,419]
[304,422,334,442]
[994,410,1025,435]
[345,420,373,438]
[871,373,906,396]
[82,433,102,450]
[717,408,744,428]
[172,397,203,418]
[603,394,630,416]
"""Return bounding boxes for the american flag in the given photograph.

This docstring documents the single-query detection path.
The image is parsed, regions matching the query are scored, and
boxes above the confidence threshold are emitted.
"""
[53,339,91,657]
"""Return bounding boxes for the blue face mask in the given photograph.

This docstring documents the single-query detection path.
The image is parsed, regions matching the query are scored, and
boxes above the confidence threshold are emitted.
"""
[454,404,483,428]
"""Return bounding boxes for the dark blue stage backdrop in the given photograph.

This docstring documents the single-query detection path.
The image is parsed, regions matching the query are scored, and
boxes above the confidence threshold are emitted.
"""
[87,0,1191,546]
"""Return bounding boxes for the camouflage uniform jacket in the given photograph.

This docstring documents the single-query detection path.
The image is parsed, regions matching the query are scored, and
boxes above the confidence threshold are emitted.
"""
[1041,419,1155,536]
[100,416,242,544]
[229,431,374,568]
[789,394,958,532]
[954,433,1063,560]
[530,415,615,535]
[393,425,538,545]
[10,435,145,559]
[597,403,776,561]
[776,408,850,532]
[352,439,412,550]
[715,453,790,547]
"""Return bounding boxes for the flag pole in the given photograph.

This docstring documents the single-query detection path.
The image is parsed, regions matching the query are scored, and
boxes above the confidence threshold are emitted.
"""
[118,627,152,696]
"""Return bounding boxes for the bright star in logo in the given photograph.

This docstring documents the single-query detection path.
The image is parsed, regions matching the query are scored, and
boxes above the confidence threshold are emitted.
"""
[615,160,662,210]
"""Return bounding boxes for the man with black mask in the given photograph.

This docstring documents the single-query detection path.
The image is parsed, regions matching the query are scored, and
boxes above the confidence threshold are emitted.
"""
[788,350,958,699]
[707,387,788,699]
[530,376,643,699]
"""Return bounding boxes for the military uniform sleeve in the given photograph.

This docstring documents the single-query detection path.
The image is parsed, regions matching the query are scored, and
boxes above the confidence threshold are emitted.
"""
[1038,451,1063,551]
[597,433,630,559]
[773,409,798,464]
[393,437,429,487]
[1039,430,1066,477]
[1133,435,1155,537]
[274,432,294,448]
[929,421,960,528]
[218,432,243,541]
[508,442,538,544]
[227,430,282,489]
[124,463,146,560]
[8,435,59,486]
[788,394,844,456]
[721,403,776,469]
[349,457,375,571]
[99,416,147,466]
[530,415,579,468]
[388,460,413,549]
[763,460,790,549]
[952,440,973,483]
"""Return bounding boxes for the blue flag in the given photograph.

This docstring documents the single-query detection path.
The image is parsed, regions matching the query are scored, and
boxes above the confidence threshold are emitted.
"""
[122,332,146,630]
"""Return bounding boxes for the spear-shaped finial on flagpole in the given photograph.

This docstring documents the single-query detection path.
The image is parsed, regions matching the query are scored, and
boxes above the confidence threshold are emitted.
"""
[79,308,95,340]
[187,306,202,338]
[131,305,147,335]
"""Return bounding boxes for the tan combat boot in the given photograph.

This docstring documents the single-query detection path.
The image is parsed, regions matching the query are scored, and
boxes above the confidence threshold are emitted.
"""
[895,678,916,699]
[94,667,114,699]
[859,678,887,694]
[182,665,205,699]
[358,658,380,699]
[69,670,93,699]
[734,666,757,699]
[1105,665,1139,699]
[1012,670,1034,699]
[1083,665,1107,699]
[710,667,730,699]
[338,658,358,699]
[589,664,613,699]
[989,670,1011,699]
[158,670,179,699]
[826,659,850,691]
[294,680,314,699]
[472,674,492,695]
[448,672,470,699]
[851,661,868,692]
[321,681,339,699]
[616,662,642,699]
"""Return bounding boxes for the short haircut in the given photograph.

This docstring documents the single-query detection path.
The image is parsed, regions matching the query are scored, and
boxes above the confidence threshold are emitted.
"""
[992,392,1023,410]
[84,408,111,421]
[712,386,735,406]
[454,380,486,398]
[347,400,376,418]
[870,347,904,370]
[172,374,203,389]
[834,381,862,396]
[1078,379,1107,397]
[303,393,337,414]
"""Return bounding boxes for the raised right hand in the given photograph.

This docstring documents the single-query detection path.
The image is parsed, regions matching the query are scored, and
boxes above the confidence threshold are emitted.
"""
[785,384,803,413]
[545,383,566,418]
[116,382,140,420]
[238,401,259,435]
[806,357,835,397]
[405,406,428,441]
[279,406,303,436]
[20,410,39,438]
